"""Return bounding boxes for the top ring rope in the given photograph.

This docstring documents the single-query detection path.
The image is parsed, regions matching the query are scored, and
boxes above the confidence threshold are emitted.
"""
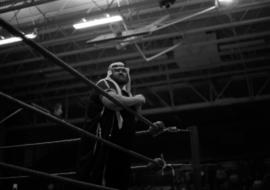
[0,18,161,131]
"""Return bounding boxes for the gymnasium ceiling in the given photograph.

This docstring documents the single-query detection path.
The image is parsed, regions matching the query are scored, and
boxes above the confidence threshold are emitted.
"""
[0,0,270,129]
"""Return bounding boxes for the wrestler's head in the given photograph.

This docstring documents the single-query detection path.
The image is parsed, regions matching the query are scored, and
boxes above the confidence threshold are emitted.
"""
[108,62,129,86]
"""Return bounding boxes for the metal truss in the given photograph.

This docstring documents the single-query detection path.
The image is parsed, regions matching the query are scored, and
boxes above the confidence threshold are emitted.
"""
[0,0,58,14]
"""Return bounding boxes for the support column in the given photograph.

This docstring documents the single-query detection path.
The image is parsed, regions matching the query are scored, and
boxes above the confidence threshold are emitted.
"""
[0,126,6,187]
[189,125,202,190]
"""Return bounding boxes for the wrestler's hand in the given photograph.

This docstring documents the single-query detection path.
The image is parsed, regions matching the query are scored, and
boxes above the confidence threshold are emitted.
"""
[134,94,146,105]
[147,157,165,171]
[148,121,165,137]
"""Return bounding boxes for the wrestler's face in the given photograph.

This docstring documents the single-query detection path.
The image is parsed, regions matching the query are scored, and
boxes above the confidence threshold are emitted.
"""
[111,67,129,85]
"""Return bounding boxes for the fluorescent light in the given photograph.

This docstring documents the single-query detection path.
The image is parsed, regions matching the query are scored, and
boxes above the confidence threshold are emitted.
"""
[218,0,234,5]
[218,0,233,2]
[25,33,36,39]
[73,15,123,30]
[0,33,37,46]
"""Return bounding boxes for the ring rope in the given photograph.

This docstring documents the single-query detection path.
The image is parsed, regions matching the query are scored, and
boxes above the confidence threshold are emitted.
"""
[0,18,160,131]
[0,92,158,165]
[0,138,81,150]
[0,171,76,180]
[0,163,192,180]
[0,161,117,190]
[0,127,187,150]
[0,108,23,125]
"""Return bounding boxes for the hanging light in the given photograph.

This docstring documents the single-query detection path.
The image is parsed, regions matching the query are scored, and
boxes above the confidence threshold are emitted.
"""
[217,0,235,6]
[73,15,123,30]
[0,33,36,46]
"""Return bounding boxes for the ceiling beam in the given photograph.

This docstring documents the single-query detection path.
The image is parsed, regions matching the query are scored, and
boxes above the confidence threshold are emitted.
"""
[0,0,58,14]
[1,0,269,55]
[10,57,270,98]
[1,14,269,74]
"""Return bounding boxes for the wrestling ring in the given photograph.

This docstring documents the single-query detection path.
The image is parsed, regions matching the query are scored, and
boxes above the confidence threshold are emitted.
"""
[0,18,202,190]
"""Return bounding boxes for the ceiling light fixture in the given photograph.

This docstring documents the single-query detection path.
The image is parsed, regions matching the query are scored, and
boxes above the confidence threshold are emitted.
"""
[73,15,123,30]
[218,0,233,3]
[217,0,235,6]
[0,33,37,46]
